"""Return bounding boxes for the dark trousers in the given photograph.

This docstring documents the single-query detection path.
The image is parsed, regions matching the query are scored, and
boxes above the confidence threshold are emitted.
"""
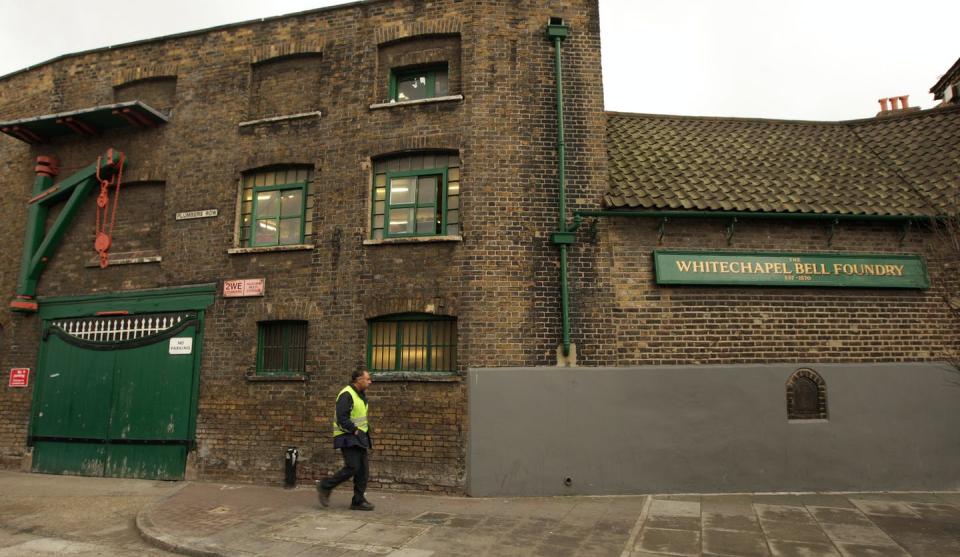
[320,446,368,504]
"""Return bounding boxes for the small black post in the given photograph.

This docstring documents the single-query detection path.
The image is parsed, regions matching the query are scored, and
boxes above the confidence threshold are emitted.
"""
[284,447,298,488]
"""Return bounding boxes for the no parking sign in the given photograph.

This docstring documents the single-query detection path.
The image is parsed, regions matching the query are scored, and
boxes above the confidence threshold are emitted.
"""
[8,368,29,388]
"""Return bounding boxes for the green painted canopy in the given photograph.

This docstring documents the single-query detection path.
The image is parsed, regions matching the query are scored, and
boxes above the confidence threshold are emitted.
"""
[0,101,167,144]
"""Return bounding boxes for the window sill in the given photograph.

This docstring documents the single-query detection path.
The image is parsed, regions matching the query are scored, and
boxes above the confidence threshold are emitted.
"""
[370,371,461,382]
[245,373,308,382]
[238,111,322,127]
[363,235,461,246]
[788,418,829,424]
[369,95,464,110]
[228,244,313,255]
[84,252,161,268]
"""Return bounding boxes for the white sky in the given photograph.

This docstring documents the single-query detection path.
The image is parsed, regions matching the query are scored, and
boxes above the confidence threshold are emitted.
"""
[1,0,957,121]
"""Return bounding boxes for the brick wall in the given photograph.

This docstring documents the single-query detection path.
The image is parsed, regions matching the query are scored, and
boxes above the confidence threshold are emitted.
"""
[0,0,606,491]
[568,218,956,366]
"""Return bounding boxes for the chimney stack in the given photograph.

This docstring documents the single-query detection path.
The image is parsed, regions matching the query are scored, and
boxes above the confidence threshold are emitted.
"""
[876,94,917,117]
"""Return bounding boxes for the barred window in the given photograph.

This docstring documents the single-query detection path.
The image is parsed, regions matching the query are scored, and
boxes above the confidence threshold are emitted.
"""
[367,314,456,373]
[257,321,307,376]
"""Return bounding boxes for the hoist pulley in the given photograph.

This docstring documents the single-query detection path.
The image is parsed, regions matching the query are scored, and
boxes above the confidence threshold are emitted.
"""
[93,152,126,268]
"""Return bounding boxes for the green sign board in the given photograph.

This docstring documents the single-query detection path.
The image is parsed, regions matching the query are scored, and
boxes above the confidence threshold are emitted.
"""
[653,250,929,288]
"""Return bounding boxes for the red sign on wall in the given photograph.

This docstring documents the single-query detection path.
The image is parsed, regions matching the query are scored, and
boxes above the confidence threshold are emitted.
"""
[8,368,29,388]
[223,278,265,298]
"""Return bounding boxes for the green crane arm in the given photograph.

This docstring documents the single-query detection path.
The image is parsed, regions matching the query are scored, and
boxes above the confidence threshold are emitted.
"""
[10,149,124,313]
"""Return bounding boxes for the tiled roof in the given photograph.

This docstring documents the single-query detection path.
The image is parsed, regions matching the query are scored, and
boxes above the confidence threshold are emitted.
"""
[605,106,960,216]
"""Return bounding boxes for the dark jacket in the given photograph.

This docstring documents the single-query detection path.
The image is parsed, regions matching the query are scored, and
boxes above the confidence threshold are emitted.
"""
[333,385,372,450]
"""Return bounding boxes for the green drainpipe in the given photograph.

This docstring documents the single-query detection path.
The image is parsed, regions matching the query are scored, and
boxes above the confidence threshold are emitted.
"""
[547,18,574,359]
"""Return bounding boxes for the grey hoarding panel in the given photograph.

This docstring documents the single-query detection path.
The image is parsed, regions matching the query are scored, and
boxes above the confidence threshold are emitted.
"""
[467,363,960,496]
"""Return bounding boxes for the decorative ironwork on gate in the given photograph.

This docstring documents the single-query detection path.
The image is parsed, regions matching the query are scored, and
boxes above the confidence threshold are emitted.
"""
[46,312,198,349]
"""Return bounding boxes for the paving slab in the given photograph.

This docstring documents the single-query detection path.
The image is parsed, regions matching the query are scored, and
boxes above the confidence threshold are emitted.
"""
[636,527,701,556]
[756,504,818,524]
[760,520,834,544]
[833,542,909,557]
[768,539,842,557]
[701,528,769,556]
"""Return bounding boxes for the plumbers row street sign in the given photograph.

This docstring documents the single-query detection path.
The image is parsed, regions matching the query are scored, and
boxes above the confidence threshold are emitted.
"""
[653,250,929,288]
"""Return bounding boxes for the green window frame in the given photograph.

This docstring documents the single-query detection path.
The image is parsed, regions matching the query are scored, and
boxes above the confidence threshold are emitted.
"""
[239,167,314,247]
[256,320,307,376]
[371,153,460,239]
[367,314,457,373]
[390,64,449,102]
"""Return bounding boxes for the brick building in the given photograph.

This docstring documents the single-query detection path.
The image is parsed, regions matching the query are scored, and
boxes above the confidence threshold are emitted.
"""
[1,0,958,496]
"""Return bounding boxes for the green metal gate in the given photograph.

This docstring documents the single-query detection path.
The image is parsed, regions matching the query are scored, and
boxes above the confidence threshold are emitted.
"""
[30,312,201,480]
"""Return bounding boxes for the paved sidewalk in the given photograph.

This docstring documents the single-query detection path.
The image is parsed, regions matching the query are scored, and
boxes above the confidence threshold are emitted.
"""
[136,482,960,557]
[0,470,178,556]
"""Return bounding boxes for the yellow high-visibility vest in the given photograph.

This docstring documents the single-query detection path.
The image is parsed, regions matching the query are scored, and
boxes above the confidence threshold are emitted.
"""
[332,385,369,437]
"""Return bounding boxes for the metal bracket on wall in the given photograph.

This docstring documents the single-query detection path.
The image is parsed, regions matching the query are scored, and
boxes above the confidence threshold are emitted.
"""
[827,218,839,247]
[657,217,668,244]
[899,220,911,247]
[725,217,738,246]
[589,218,599,244]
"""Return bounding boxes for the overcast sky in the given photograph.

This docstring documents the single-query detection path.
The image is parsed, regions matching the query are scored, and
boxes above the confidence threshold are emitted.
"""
[1,0,957,121]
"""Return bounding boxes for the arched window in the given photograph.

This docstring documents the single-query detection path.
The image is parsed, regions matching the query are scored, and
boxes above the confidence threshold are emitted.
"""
[786,368,828,420]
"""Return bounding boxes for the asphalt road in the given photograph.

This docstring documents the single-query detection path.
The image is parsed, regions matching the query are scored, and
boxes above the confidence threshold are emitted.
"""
[0,470,179,556]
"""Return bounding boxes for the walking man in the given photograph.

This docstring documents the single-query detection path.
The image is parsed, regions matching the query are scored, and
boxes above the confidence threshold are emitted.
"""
[317,369,374,511]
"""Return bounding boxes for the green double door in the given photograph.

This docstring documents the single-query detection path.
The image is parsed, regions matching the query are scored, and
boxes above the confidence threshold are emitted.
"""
[30,313,201,480]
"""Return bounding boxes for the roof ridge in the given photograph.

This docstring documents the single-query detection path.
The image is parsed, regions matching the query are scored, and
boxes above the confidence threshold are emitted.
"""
[606,104,960,127]
[846,121,943,216]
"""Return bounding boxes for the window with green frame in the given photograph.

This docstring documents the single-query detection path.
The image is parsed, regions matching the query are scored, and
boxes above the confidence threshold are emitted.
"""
[238,167,314,247]
[257,320,307,376]
[371,153,460,239]
[390,64,449,102]
[368,314,457,373]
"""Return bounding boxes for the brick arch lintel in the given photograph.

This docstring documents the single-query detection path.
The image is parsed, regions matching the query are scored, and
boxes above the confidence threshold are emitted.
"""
[250,40,323,65]
[246,299,325,324]
[376,19,461,46]
[113,64,178,87]
[369,134,461,159]
[363,296,457,321]
[786,367,826,388]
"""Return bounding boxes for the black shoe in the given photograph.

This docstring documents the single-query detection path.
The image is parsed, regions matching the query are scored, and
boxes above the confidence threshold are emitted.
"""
[350,500,375,511]
[316,482,331,508]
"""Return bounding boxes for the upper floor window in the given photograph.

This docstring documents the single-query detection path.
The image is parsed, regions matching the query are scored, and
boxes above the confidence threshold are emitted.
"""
[371,153,460,240]
[239,166,314,247]
[377,35,460,104]
[391,64,449,102]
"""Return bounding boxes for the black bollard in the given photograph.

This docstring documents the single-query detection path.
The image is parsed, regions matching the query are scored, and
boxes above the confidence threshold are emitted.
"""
[284,447,298,488]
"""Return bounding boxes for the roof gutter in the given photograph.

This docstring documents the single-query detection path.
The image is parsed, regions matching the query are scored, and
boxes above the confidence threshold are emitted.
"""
[572,209,928,224]
[570,209,929,249]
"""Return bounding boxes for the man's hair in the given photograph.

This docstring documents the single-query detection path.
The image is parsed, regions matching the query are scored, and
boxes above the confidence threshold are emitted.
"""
[351,369,367,383]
